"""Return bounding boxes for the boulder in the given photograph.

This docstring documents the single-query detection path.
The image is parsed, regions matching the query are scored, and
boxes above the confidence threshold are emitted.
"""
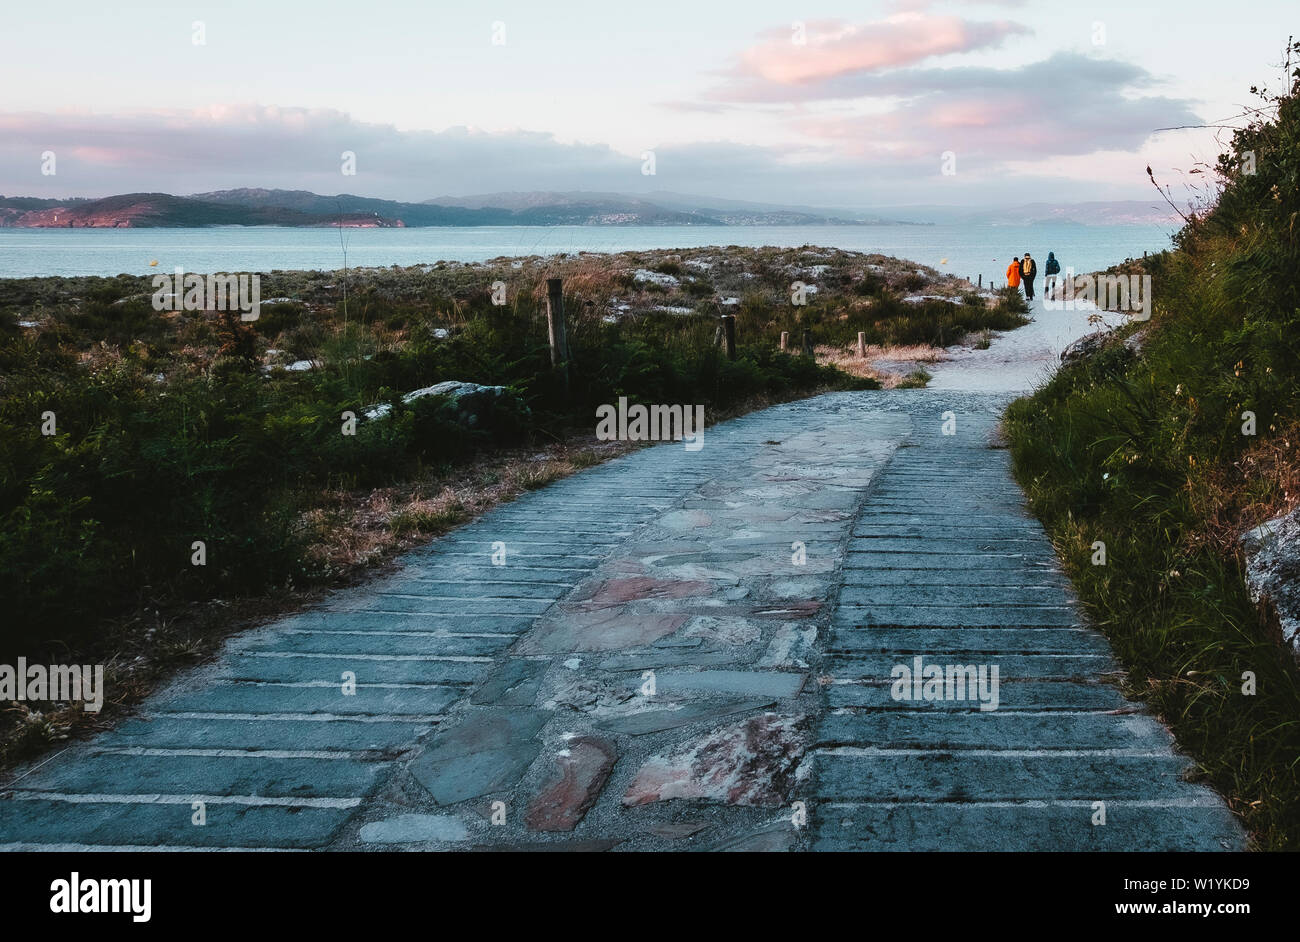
[1060,327,1149,366]
[1122,329,1149,356]
[1240,508,1300,657]
[364,380,515,426]
[1059,330,1112,366]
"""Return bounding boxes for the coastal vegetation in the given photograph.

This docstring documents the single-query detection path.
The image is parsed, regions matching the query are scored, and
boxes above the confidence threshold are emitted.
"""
[1005,53,1300,847]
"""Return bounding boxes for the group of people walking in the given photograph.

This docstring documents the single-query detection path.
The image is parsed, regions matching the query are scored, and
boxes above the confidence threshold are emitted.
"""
[1005,251,1061,301]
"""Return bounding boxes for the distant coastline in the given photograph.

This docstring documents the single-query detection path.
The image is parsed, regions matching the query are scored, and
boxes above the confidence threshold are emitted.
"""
[0,188,1180,230]
[0,189,894,230]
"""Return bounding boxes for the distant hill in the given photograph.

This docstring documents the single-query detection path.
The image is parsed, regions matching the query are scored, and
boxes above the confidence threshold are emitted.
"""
[0,188,877,228]
[0,192,405,228]
[189,189,502,226]
[0,189,1178,229]
[425,190,908,225]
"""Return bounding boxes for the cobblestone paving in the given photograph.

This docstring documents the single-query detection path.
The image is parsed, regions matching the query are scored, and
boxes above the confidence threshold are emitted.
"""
[0,390,1244,851]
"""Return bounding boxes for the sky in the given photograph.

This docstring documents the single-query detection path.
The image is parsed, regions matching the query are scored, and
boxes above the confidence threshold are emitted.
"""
[0,0,1291,209]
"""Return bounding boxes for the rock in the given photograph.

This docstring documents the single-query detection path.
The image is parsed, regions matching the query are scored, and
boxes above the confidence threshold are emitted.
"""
[471,658,548,707]
[358,813,469,844]
[596,650,739,671]
[652,669,807,699]
[573,575,715,609]
[682,615,761,645]
[768,578,824,600]
[1241,508,1300,655]
[1059,331,1112,365]
[408,709,548,804]
[701,820,797,852]
[524,736,618,831]
[1059,327,1148,366]
[644,820,709,840]
[364,380,516,427]
[1122,327,1149,355]
[594,697,776,735]
[633,269,679,287]
[659,510,714,531]
[759,625,818,668]
[541,675,638,715]
[622,712,810,806]
[517,611,687,654]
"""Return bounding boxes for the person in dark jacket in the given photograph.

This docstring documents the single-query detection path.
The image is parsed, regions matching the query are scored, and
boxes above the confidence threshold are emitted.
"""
[1044,251,1061,300]
[1019,253,1037,300]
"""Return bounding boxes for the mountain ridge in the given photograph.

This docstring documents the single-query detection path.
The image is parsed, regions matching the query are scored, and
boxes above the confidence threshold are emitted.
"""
[0,189,1182,228]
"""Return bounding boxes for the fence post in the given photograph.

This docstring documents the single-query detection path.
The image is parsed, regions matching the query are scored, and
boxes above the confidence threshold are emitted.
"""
[545,277,570,396]
[721,314,736,361]
[857,331,866,359]
[780,331,789,352]
[546,278,569,367]
[802,330,813,358]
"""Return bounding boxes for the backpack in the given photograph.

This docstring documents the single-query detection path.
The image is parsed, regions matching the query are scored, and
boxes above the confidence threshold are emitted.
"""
[1022,257,1035,277]
[1046,256,1060,275]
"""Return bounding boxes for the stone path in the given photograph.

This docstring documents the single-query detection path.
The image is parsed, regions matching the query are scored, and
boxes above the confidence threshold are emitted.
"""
[0,388,1244,851]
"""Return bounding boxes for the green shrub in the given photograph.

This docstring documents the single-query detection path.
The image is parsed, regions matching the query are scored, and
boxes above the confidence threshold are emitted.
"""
[0,263,872,655]
[1004,48,1300,847]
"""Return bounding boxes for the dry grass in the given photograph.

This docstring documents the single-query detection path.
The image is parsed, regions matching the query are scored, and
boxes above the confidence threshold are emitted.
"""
[816,342,948,388]
[300,436,637,576]
[1192,416,1300,559]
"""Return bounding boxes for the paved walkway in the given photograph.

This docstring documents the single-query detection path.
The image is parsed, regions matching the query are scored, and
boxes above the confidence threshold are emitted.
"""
[810,404,1242,850]
[0,386,1243,850]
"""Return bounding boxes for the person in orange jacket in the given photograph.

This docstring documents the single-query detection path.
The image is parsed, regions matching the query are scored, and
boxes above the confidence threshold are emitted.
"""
[1006,258,1022,290]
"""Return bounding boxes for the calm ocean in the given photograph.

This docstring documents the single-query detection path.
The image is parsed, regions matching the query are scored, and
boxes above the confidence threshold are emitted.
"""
[0,223,1174,280]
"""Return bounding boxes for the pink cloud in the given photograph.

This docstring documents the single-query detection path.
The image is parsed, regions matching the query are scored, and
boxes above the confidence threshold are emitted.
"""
[792,73,1185,167]
[732,14,1029,88]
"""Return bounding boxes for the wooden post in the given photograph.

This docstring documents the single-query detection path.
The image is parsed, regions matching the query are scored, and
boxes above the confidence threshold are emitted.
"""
[546,278,570,396]
[857,331,866,359]
[545,278,568,367]
[801,329,813,357]
[721,314,736,361]
[978,274,982,288]
[780,331,789,352]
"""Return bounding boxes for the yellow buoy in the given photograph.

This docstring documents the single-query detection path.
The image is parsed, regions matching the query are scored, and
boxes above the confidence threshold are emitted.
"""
[149,259,159,267]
